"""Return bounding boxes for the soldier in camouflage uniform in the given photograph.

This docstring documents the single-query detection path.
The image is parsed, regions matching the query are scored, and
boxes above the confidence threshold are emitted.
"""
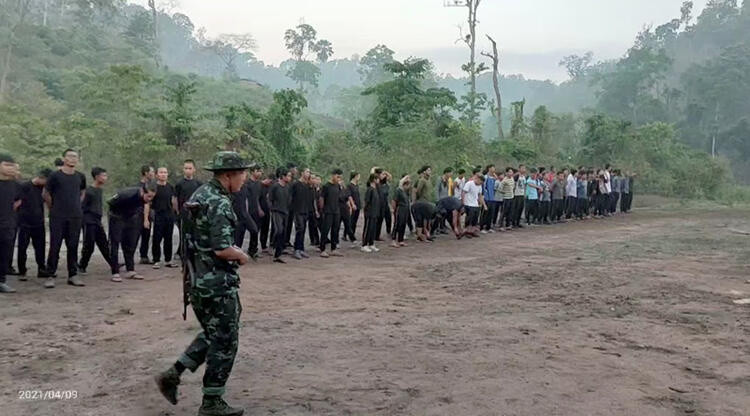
[155,151,251,416]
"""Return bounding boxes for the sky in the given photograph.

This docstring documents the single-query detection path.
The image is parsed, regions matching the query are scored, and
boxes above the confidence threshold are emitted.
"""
[131,0,708,82]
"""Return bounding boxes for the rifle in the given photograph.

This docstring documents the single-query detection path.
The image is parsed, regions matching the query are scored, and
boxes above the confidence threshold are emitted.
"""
[181,202,201,320]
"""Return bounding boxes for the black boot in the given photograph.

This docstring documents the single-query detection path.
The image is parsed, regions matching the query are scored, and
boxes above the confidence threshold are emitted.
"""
[154,366,181,405]
[198,396,244,416]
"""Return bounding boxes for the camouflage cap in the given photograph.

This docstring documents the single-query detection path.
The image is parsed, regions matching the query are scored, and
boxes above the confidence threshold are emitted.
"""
[204,151,252,172]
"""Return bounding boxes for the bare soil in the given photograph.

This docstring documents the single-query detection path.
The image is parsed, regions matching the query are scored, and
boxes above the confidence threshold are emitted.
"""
[2,204,750,416]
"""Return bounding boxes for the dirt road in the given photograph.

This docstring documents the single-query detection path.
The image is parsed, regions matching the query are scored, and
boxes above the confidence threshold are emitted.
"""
[2,205,749,416]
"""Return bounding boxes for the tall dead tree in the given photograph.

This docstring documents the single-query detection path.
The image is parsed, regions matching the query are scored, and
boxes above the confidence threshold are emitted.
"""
[147,0,160,67]
[481,34,503,139]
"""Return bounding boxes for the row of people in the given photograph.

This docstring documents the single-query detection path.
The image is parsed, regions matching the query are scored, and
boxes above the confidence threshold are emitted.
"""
[0,149,634,293]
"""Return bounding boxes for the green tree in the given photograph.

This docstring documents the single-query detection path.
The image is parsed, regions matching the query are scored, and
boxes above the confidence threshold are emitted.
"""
[283,23,333,92]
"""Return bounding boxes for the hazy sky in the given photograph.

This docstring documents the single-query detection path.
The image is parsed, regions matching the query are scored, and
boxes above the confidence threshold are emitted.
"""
[132,0,708,82]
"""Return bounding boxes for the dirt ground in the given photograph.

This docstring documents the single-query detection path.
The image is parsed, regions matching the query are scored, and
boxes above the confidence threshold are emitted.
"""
[2,201,750,416]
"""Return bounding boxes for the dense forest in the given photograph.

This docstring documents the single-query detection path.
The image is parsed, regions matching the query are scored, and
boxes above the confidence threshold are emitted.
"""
[1,0,748,201]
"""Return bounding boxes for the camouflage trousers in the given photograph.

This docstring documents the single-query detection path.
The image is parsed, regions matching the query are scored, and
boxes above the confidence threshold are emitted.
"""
[178,291,242,396]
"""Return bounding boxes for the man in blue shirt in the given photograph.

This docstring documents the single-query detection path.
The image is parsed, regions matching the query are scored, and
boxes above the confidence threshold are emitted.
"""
[524,168,542,225]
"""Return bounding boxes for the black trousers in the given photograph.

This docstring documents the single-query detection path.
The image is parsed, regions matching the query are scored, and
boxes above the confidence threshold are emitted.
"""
[139,223,151,259]
[621,193,631,212]
[341,208,354,241]
[109,215,139,274]
[500,199,513,227]
[308,213,320,247]
[375,208,392,240]
[350,208,360,241]
[577,198,589,217]
[552,199,565,221]
[17,225,45,275]
[259,213,270,250]
[525,199,539,224]
[511,196,525,227]
[293,212,308,251]
[0,227,14,283]
[565,196,577,219]
[539,201,551,223]
[79,222,112,270]
[481,201,500,230]
[595,194,609,216]
[242,213,261,255]
[152,215,175,263]
[362,216,378,246]
[319,213,340,252]
[271,212,287,258]
[47,217,82,278]
[284,211,294,248]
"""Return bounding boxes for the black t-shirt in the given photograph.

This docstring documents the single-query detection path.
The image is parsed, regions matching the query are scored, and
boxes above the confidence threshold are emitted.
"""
[232,186,250,221]
[269,182,290,215]
[436,197,462,216]
[364,186,380,218]
[108,187,144,219]
[347,183,361,208]
[338,184,351,210]
[82,186,104,225]
[260,182,271,212]
[152,183,175,218]
[245,179,262,215]
[18,181,44,227]
[320,182,341,215]
[290,180,312,214]
[46,170,86,218]
[174,178,202,211]
[0,179,21,229]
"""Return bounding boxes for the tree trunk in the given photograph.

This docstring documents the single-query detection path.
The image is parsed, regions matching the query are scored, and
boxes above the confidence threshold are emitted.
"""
[148,0,160,68]
[484,35,503,139]
[0,42,13,103]
[466,0,480,124]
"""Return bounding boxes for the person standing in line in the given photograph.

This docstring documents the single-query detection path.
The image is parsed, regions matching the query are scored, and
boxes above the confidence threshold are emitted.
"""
[230,170,258,259]
[412,166,436,242]
[290,168,313,260]
[108,183,157,282]
[283,163,299,249]
[361,173,380,253]
[374,168,392,242]
[308,174,321,248]
[524,168,542,226]
[138,165,156,264]
[564,168,578,219]
[539,172,552,225]
[462,173,486,238]
[452,169,466,200]
[43,148,87,288]
[576,170,588,220]
[550,171,566,222]
[512,164,527,228]
[347,172,361,247]
[610,169,621,215]
[390,175,411,248]
[318,169,344,258]
[620,171,631,213]
[338,177,353,243]
[259,173,274,254]
[0,154,21,293]
[498,167,515,231]
[436,168,452,201]
[481,165,498,234]
[151,167,178,269]
[78,167,114,275]
[175,160,203,260]
[243,164,263,260]
[17,168,52,280]
[154,152,250,416]
[269,167,292,264]
[435,168,453,234]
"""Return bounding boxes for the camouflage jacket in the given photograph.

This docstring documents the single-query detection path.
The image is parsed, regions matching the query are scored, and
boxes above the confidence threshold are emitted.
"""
[185,178,239,298]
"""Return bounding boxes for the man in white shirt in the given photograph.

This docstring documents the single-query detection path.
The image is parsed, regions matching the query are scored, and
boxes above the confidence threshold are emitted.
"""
[565,168,578,219]
[462,173,487,238]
